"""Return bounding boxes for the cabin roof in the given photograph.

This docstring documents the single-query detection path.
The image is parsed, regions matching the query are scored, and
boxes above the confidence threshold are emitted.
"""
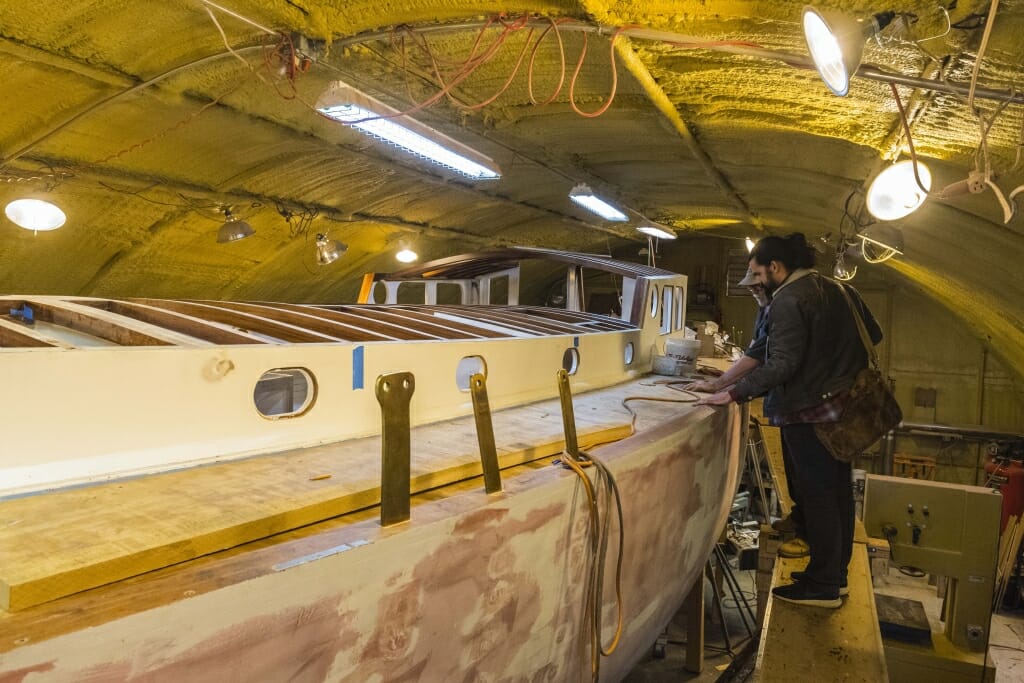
[0,296,636,349]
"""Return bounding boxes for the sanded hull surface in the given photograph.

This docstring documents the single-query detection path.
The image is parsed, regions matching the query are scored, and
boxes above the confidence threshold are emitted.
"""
[0,404,740,682]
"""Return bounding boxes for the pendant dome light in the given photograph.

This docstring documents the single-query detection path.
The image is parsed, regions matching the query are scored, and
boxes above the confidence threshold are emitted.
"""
[5,198,66,232]
[803,6,895,96]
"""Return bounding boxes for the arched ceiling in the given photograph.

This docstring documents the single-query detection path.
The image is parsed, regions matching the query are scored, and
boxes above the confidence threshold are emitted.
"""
[1,1,1023,378]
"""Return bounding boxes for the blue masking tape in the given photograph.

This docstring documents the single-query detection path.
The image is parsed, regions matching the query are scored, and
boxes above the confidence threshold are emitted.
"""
[352,346,364,390]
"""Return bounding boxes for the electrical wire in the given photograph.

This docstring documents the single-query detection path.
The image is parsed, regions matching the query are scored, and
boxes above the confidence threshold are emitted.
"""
[889,82,940,198]
[967,0,1000,112]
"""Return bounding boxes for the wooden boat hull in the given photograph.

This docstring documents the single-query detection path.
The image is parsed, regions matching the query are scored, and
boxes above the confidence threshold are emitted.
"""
[0,404,741,682]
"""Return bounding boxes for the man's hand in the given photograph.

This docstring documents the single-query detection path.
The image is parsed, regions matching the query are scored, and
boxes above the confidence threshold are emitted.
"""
[697,390,734,406]
[683,379,718,393]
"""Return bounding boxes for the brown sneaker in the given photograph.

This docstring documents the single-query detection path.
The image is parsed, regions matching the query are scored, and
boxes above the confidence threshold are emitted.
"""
[778,537,810,558]
[771,516,797,533]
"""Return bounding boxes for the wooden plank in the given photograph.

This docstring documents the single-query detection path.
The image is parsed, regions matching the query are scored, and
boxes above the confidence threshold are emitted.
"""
[326,304,505,339]
[0,379,696,612]
[0,318,62,348]
[754,543,888,682]
[209,301,400,342]
[130,299,344,343]
[19,299,174,347]
[264,302,453,341]
[79,299,269,346]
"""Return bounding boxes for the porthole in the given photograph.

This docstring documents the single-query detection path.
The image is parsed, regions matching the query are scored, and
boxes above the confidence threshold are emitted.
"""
[254,367,316,418]
[650,285,659,318]
[624,342,635,365]
[562,347,580,375]
[456,355,487,392]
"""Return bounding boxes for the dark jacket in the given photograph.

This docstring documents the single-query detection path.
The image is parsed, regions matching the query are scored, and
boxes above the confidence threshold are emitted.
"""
[745,305,769,363]
[730,271,882,418]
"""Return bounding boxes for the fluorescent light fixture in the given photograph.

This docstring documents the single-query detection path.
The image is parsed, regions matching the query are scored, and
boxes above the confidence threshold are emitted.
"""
[5,198,66,231]
[803,6,894,96]
[858,224,904,263]
[317,81,500,180]
[568,184,628,222]
[866,160,930,221]
[315,234,347,265]
[745,237,755,252]
[396,248,418,263]
[216,208,255,243]
[637,225,676,240]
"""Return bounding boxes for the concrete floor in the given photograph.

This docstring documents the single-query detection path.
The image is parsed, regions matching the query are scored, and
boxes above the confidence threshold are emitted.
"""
[624,554,1024,682]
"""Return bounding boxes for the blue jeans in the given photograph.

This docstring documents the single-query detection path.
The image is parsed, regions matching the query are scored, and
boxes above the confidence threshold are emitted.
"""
[781,423,854,592]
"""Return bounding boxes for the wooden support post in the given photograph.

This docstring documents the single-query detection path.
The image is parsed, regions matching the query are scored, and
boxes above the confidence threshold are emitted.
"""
[684,570,705,673]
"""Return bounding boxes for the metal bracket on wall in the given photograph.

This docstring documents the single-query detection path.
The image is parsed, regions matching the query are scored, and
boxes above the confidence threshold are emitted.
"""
[556,368,581,461]
[469,373,502,494]
[376,371,415,527]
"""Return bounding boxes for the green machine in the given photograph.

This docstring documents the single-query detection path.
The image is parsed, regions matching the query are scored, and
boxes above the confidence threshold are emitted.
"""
[864,475,1002,683]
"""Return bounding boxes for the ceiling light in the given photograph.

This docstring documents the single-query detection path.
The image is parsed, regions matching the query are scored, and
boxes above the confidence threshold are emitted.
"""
[866,160,931,221]
[637,225,676,240]
[317,81,500,180]
[803,6,895,96]
[315,234,347,265]
[833,252,857,281]
[396,248,418,263]
[568,184,628,222]
[745,237,755,252]
[858,224,904,263]
[5,198,66,232]
[216,208,255,243]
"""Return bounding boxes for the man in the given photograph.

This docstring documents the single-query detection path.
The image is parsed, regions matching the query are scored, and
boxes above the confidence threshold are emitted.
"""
[700,233,882,608]
[688,268,808,559]
[687,267,768,393]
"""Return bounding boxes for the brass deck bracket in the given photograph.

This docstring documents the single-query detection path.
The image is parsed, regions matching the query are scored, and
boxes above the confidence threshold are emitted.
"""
[556,368,581,460]
[376,372,415,527]
[469,372,502,494]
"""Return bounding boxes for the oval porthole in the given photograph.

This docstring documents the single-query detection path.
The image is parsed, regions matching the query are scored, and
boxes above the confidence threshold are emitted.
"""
[624,342,635,366]
[650,285,659,318]
[254,367,316,418]
[456,355,487,392]
[562,347,580,375]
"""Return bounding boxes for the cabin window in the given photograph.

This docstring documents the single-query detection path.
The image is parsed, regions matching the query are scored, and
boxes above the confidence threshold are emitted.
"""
[562,347,580,375]
[660,286,672,334]
[649,285,659,319]
[456,355,487,392]
[673,286,684,330]
[396,281,426,304]
[254,368,316,418]
[370,281,388,304]
[624,342,634,365]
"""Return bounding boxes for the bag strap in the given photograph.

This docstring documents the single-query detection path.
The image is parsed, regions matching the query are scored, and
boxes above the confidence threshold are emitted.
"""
[835,281,880,370]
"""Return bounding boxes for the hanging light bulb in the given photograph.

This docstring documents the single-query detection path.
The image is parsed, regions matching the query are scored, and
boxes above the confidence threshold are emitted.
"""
[5,198,66,232]
[396,248,419,263]
[745,237,755,252]
[833,251,857,281]
[866,160,931,221]
[216,207,255,243]
[803,7,895,96]
[315,234,347,265]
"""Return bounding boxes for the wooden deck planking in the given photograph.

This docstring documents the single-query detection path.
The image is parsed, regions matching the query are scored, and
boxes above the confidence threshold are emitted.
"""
[0,318,62,348]
[209,301,403,342]
[0,381,692,612]
[130,299,344,343]
[86,300,269,345]
[754,534,888,681]
[21,299,177,347]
